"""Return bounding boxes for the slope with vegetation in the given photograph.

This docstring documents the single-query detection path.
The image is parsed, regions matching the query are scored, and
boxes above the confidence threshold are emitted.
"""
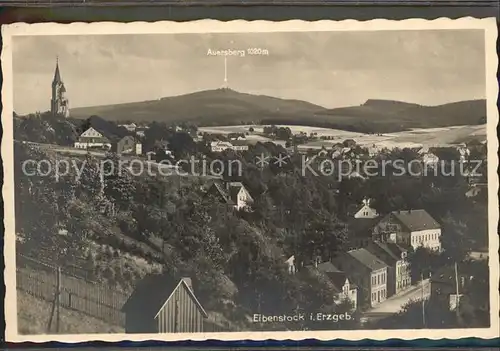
[69,89,486,133]
[14,115,489,331]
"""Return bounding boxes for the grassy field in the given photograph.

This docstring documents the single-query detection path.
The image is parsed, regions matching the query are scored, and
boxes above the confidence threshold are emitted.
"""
[17,291,124,335]
[200,124,487,150]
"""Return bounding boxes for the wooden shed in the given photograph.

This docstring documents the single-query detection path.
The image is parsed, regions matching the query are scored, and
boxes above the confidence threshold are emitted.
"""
[122,274,208,333]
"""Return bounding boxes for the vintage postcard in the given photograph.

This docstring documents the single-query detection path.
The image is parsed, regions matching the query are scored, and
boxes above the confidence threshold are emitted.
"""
[2,19,499,342]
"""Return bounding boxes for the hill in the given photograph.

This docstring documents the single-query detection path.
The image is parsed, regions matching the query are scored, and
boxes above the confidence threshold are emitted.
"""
[70,89,486,133]
[70,88,326,125]
[318,99,487,128]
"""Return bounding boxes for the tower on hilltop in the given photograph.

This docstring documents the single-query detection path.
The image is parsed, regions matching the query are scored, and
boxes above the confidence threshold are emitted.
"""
[51,57,70,118]
[222,56,229,89]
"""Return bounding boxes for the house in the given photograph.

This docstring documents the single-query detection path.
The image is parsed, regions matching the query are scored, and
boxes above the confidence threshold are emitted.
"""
[372,209,441,251]
[135,127,148,138]
[353,198,379,219]
[305,261,358,310]
[119,123,137,132]
[205,181,254,210]
[122,275,208,333]
[332,248,388,308]
[347,217,380,249]
[343,139,357,148]
[210,141,249,152]
[74,116,142,155]
[422,152,439,167]
[456,144,470,162]
[365,241,410,296]
[429,265,469,310]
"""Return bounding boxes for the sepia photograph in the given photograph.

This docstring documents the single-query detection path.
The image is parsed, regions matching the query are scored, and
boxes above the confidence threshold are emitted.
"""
[2,19,499,342]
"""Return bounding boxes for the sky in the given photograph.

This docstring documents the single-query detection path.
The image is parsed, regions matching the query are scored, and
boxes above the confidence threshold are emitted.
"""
[12,30,486,115]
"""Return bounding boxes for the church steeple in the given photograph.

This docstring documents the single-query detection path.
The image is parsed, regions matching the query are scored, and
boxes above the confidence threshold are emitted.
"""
[51,57,70,118]
[53,56,62,84]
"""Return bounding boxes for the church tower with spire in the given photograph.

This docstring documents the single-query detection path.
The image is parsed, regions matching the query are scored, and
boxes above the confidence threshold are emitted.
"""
[51,57,70,118]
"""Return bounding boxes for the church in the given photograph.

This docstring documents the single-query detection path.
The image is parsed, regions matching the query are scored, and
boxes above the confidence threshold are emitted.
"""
[51,58,70,118]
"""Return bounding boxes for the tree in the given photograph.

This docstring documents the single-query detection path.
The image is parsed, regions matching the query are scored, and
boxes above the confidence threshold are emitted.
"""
[440,212,473,263]
[102,153,135,211]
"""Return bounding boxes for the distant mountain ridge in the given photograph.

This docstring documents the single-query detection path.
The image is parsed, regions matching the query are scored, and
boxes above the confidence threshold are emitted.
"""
[71,88,325,125]
[70,89,486,132]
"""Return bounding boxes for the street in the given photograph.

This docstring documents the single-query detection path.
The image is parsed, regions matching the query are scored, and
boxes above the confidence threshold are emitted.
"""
[361,279,430,322]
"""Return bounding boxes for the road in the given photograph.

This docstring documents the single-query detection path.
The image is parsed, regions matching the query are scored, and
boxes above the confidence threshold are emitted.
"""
[361,279,430,322]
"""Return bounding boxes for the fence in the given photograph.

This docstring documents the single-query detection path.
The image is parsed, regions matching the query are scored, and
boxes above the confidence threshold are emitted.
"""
[16,254,129,328]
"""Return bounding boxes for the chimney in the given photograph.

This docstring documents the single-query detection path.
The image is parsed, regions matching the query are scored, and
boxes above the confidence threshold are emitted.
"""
[182,277,193,291]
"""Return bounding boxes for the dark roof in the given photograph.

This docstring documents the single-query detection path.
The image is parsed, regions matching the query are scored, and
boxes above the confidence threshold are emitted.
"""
[347,248,388,271]
[304,262,347,293]
[385,242,408,256]
[207,181,252,205]
[365,241,400,265]
[207,182,235,205]
[316,261,342,274]
[317,265,352,292]
[53,60,62,83]
[430,265,468,293]
[347,218,378,238]
[231,140,249,146]
[122,274,207,318]
[79,115,133,142]
[391,209,441,231]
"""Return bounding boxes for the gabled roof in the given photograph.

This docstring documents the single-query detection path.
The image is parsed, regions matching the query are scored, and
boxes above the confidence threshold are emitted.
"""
[53,59,62,84]
[391,209,441,232]
[208,182,235,205]
[79,115,133,142]
[365,241,400,265]
[347,218,379,238]
[208,181,252,205]
[347,248,388,271]
[316,262,350,291]
[122,274,208,319]
[231,140,249,146]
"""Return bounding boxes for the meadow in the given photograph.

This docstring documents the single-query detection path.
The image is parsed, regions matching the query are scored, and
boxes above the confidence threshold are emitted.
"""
[199,124,487,150]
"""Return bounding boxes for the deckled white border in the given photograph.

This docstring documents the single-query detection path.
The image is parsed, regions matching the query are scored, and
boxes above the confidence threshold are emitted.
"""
[2,18,499,342]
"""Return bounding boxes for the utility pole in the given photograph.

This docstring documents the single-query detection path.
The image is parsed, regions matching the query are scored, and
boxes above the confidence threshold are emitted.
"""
[56,266,61,333]
[454,262,461,321]
[421,272,425,328]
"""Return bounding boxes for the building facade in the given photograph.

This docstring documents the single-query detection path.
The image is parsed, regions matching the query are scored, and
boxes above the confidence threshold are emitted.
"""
[210,141,249,152]
[123,276,208,333]
[205,181,254,210]
[373,209,441,251]
[353,198,379,219]
[333,249,388,308]
[305,261,358,311]
[74,116,142,155]
[365,241,410,296]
